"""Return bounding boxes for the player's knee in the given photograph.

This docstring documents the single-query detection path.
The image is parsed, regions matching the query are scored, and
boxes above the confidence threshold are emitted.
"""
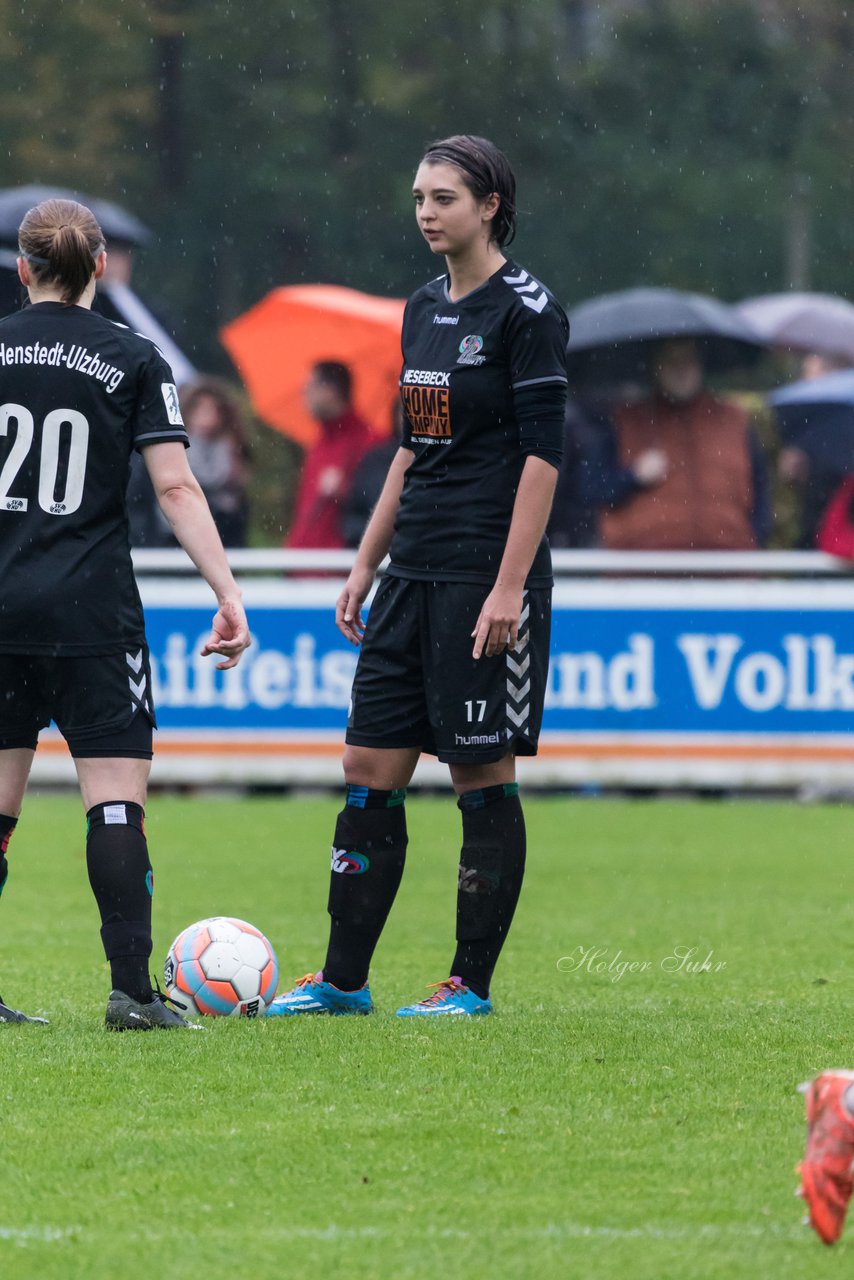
[342,745,412,790]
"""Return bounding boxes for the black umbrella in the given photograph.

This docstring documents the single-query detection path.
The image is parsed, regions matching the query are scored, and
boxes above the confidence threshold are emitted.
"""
[0,184,151,247]
[770,371,854,472]
[566,287,765,387]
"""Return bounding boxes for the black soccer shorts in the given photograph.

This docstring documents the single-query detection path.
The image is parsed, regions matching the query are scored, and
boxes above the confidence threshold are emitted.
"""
[0,647,157,759]
[345,576,551,764]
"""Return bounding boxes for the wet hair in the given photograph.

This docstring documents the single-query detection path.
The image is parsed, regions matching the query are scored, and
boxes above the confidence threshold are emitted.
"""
[179,376,252,460]
[311,360,352,402]
[420,134,517,247]
[18,198,105,305]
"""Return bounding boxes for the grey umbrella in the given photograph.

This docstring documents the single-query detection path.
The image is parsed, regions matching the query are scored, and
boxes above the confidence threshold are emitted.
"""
[736,293,854,364]
[566,286,764,387]
[0,184,151,247]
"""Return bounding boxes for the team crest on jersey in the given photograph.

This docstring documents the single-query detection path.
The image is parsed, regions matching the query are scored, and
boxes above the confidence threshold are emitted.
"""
[457,334,485,366]
[161,383,184,425]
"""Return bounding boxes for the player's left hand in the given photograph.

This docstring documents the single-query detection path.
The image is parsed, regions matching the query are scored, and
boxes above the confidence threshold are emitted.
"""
[201,598,252,669]
[472,585,523,659]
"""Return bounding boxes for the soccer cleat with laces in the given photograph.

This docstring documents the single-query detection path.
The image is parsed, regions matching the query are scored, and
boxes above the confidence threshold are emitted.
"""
[395,976,492,1017]
[264,971,372,1016]
[105,984,201,1031]
[796,1070,854,1244]
[0,994,48,1025]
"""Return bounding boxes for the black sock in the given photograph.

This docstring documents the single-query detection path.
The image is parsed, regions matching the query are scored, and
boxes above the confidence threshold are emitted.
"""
[451,783,526,1000]
[0,813,17,899]
[323,786,408,991]
[86,802,154,1004]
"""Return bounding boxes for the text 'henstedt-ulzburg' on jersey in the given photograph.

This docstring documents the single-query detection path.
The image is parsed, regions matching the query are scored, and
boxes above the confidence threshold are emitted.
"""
[0,341,125,393]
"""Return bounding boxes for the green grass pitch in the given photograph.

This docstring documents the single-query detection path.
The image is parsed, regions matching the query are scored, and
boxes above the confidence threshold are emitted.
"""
[1,792,852,1279]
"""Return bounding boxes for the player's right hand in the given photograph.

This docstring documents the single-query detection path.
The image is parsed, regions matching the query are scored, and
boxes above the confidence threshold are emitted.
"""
[200,598,251,669]
[336,566,375,646]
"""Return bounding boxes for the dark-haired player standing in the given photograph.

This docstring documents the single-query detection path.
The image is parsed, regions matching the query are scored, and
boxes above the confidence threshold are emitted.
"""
[0,198,250,1028]
[268,135,568,1018]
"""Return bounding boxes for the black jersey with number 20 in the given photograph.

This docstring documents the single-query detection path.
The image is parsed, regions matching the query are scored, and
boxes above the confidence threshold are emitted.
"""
[391,260,569,587]
[0,301,189,656]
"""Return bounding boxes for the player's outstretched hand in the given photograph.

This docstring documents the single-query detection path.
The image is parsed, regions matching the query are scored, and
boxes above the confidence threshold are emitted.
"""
[472,584,523,659]
[336,565,375,646]
[200,598,251,669]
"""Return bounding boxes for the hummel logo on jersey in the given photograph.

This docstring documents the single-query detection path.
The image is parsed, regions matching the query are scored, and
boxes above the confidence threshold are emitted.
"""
[161,383,184,425]
[502,268,549,314]
[331,848,370,874]
[457,334,486,366]
[433,314,459,325]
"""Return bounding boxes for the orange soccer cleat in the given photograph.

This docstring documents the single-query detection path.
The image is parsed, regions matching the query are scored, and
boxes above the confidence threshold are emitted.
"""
[797,1070,854,1245]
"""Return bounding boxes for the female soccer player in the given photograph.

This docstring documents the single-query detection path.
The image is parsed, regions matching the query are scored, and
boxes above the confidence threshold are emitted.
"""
[0,198,250,1029]
[268,135,568,1018]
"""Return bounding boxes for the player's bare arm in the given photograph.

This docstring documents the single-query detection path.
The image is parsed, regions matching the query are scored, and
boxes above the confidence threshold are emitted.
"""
[336,445,414,645]
[144,441,250,668]
[472,455,558,659]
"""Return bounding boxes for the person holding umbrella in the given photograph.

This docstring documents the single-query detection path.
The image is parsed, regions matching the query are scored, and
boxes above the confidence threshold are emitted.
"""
[267,134,567,1018]
[584,336,771,550]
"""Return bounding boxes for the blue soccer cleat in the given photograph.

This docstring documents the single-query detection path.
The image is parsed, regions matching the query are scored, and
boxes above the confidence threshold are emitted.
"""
[396,976,492,1017]
[264,971,372,1017]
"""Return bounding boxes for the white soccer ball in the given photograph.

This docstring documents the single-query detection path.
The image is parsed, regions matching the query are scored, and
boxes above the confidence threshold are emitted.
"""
[164,917,279,1018]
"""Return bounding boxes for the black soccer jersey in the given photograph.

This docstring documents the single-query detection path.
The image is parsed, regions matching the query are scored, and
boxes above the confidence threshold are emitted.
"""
[389,260,569,587]
[0,301,189,656]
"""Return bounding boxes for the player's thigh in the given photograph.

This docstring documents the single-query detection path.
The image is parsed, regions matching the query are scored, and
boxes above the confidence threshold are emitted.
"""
[345,577,433,753]
[50,651,156,810]
[424,584,551,765]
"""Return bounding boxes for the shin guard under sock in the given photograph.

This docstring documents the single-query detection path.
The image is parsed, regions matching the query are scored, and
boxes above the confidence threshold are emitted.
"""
[86,802,153,1003]
[0,813,16,899]
[323,786,407,991]
[451,783,526,999]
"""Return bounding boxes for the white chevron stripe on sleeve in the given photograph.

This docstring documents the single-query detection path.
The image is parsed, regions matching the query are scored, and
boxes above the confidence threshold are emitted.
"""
[521,292,548,314]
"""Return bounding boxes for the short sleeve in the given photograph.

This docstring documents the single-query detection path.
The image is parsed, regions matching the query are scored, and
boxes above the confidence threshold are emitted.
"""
[132,349,190,452]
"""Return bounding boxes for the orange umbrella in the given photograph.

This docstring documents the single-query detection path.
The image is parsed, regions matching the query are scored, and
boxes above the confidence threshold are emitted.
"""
[220,284,406,447]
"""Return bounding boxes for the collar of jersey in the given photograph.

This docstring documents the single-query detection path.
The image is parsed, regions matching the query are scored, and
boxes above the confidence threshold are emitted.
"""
[442,260,514,307]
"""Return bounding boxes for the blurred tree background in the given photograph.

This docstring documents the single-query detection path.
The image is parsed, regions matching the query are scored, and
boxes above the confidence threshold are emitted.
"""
[0,0,850,539]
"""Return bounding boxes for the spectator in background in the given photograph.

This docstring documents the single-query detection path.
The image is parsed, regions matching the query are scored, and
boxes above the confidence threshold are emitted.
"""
[586,337,770,550]
[287,361,376,548]
[546,398,611,549]
[777,352,854,548]
[127,377,251,547]
[180,378,252,547]
[341,398,404,548]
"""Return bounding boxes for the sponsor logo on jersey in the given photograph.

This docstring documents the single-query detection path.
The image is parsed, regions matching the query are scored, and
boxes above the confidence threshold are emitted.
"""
[433,314,459,325]
[161,383,184,425]
[457,334,485,366]
[502,268,549,314]
[402,369,450,386]
[331,848,370,874]
[402,381,451,439]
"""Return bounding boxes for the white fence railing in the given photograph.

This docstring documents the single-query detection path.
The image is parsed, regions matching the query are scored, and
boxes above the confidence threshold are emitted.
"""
[132,548,853,578]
